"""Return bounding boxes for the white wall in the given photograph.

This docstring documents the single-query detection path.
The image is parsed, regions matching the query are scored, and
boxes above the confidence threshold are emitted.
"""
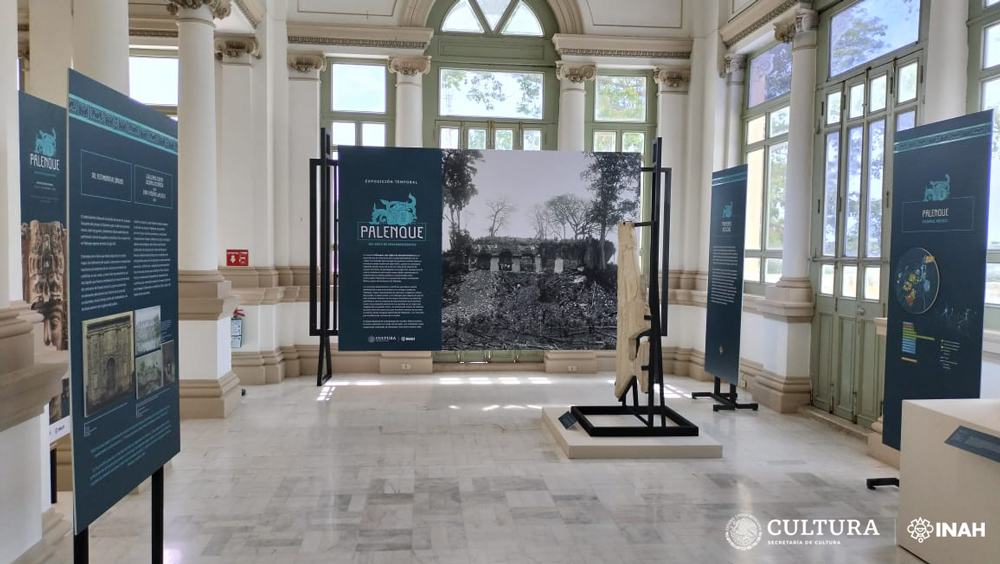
[0,417,43,564]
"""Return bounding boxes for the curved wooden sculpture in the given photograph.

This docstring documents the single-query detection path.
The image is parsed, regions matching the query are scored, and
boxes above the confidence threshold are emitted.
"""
[615,222,651,399]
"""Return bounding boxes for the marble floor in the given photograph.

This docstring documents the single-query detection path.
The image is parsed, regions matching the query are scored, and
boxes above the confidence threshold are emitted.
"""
[45,372,919,564]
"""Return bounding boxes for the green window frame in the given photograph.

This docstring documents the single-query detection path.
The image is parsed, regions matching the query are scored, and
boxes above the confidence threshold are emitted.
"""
[320,59,397,154]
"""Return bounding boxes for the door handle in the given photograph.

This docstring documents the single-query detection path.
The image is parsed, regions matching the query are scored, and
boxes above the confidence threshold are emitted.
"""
[857,306,866,316]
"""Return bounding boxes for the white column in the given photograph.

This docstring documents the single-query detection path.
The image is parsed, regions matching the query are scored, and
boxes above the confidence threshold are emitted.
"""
[271,15,291,284]
[654,68,690,278]
[724,55,747,169]
[389,56,431,148]
[778,11,817,284]
[216,37,259,267]
[287,53,324,270]
[73,0,129,94]
[169,0,240,418]
[28,0,73,106]
[923,0,969,124]
[556,63,594,151]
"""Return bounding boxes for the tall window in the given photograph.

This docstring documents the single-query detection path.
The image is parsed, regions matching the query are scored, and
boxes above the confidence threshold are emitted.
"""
[430,0,556,151]
[321,61,395,155]
[129,50,179,119]
[742,42,791,288]
[971,0,1000,305]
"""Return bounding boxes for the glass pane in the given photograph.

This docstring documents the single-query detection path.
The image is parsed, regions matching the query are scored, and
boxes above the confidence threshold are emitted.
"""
[331,122,355,146]
[766,142,788,250]
[829,0,920,77]
[442,0,484,33]
[826,92,842,124]
[822,132,840,257]
[747,116,765,144]
[845,126,863,258]
[983,78,1000,248]
[745,149,764,251]
[362,123,386,147]
[744,257,761,282]
[820,264,835,295]
[440,69,543,119]
[864,266,881,301]
[595,76,647,122]
[622,132,645,154]
[129,57,179,106]
[842,265,858,298]
[987,263,1000,304]
[440,127,459,149]
[870,75,887,112]
[522,129,541,151]
[748,42,792,107]
[468,128,487,150]
[986,23,1000,69]
[765,259,782,284]
[866,120,885,258]
[896,111,915,131]
[502,1,544,36]
[495,129,514,150]
[849,83,866,119]
[476,0,511,30]
[593,131,616,152]
[331,64,386,113]
[769,106,790,137]
[897,62,918,103]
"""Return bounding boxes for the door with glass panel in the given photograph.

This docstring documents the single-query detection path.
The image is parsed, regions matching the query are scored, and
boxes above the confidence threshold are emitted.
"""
[811,57,920,427]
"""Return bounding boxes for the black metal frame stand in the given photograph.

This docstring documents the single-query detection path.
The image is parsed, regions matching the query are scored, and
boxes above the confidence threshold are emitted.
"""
[866,477,899,489]
[310,128,338,386]
[74,466,164,564]
[570,138,699,438]
[692,377,759,411]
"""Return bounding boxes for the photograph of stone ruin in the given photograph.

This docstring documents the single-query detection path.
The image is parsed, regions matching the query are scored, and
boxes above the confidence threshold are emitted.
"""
[136,350,164,399]
[441,149,641,350]
[82,312,135,417]
[20,219,68,350]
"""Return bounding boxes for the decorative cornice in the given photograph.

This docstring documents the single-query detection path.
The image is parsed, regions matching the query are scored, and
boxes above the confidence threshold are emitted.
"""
[232,0,261,28]
[559,48,691,60]
[166,0,232,20]
[653,67,691,91]
[287,36,428,50]
[214,35,260,62]
[721,0,798,49]
[288,53,327,74]
[556,62,596,84]
[388,56,431,77]
[130,29,180,39]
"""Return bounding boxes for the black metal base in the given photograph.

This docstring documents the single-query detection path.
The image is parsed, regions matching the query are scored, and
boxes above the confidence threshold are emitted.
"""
[866,477,899,489]
[692,378,758,412]
[570,404,699,437]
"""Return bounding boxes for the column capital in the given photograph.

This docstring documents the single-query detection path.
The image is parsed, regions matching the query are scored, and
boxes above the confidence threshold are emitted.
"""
[774,19,797,44]
[167,0,232,19]
[214,35,260,64]
[556,62,596,84]
[653,67,691,93]
[775,8,818,45]
[17,42,29,71]
[388,56,431,77]
[723,54,747,84]
[288,52,327,75]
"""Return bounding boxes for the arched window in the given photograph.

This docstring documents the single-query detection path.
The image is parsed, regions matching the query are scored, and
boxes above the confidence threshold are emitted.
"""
[426,0,559,150]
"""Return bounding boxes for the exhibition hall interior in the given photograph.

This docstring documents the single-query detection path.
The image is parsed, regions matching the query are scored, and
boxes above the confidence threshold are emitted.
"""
[2,0,1000,562]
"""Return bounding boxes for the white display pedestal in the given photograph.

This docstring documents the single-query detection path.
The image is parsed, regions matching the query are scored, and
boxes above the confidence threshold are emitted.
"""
[897,399,1000,564]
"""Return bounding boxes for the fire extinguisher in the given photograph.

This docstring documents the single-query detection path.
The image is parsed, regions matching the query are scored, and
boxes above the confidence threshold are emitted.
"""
[231,308,245,349]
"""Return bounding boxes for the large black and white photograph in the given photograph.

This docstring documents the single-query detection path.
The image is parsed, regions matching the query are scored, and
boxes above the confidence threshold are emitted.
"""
[135,350,164,399]
[441,149,641,350]
[82,312,135,417]
[134,305,161,356]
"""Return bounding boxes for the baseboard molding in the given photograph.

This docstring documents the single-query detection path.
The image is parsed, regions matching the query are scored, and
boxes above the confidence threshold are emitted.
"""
[179,372,242,419]
[232,349,285,385]
[750,369,811,413]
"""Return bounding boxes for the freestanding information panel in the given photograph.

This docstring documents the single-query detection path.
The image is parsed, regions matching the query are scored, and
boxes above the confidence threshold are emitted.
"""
[882,110,992,450]
[67,70,180,535]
